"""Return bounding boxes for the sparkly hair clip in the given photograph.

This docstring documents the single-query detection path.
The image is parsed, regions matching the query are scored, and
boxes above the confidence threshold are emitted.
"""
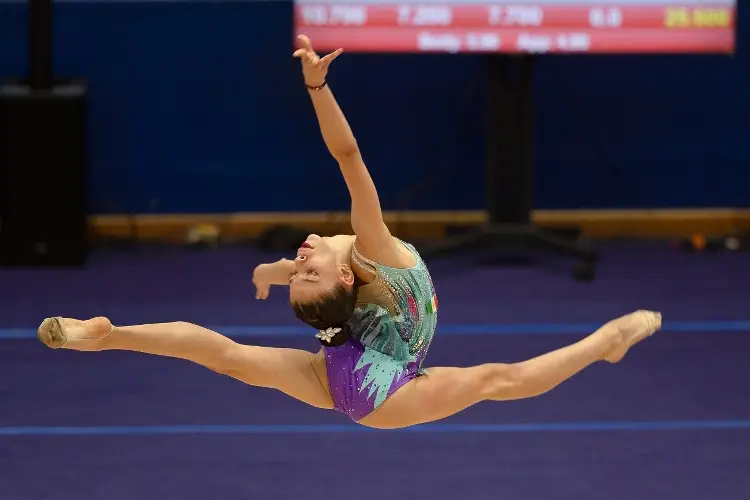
[315,327,341,343]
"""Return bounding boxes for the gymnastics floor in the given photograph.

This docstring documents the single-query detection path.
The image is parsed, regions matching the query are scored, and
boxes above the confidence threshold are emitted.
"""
[1,241,748,500]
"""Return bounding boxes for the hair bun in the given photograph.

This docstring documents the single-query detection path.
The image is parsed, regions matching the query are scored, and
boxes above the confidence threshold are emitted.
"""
[314,323,351,347]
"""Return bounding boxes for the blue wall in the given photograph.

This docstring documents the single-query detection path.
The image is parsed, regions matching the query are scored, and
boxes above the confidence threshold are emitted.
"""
[0,1,747,213]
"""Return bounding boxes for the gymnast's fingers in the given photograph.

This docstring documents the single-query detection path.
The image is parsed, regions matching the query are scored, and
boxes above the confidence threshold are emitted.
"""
[297,34,314,52]
[322,48,344,62]
[320,48,344,67]
[294,49,318,66]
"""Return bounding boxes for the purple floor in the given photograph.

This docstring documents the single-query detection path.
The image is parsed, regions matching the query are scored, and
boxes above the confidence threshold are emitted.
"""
[2,241,749,500]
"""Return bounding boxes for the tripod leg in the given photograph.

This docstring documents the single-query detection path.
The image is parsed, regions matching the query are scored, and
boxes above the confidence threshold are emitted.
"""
[418,229,488,260]
[532,229,598,262]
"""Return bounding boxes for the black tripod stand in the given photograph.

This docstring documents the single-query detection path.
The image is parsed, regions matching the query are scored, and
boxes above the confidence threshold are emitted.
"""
[420,55,598,281]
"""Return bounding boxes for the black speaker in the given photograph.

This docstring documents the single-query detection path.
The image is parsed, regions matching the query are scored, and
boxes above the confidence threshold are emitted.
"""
[0,82,88,266]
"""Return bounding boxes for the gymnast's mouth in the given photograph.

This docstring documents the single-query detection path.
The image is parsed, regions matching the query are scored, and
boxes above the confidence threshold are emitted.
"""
[300,241,313,249]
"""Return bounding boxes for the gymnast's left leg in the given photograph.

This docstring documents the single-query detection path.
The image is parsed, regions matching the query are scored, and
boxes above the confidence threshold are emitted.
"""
[37,317,334,409]
[359,310,661,429]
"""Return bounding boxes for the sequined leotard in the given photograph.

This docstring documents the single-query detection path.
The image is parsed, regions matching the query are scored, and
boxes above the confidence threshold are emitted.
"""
[323,239,438,422]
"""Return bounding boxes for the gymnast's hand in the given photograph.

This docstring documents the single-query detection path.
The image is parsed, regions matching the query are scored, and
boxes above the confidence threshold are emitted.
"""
[252,264,274,300]
[293,34,343,88]
[252,259,296,300]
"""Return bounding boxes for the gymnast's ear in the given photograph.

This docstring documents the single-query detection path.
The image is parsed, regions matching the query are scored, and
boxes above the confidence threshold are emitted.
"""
[338,263,355,286]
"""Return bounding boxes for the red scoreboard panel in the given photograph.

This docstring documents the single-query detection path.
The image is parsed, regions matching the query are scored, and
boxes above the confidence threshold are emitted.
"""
[293,1,735,53]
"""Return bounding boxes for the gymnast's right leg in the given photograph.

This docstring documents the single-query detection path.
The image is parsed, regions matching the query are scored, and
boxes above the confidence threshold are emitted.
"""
[360,310,662,429]
[37,317,334,410]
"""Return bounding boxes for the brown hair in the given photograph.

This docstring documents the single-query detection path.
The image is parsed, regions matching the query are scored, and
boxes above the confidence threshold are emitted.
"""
[291,283,358,346]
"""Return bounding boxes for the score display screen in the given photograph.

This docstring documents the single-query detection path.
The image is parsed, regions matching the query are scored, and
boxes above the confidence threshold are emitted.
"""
[293,1,735,54]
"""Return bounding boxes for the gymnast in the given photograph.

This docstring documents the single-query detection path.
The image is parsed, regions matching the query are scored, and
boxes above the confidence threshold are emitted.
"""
[37,36,662,429]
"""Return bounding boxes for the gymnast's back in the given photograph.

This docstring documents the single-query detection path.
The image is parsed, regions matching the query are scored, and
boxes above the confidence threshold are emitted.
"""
[348,238,438,369]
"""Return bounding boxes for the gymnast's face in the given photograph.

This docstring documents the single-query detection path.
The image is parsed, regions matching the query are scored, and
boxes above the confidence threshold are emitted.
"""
[289,234,354,303]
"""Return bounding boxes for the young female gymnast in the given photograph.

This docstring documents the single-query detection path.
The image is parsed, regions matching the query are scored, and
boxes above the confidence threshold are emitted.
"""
[37,36,662,430]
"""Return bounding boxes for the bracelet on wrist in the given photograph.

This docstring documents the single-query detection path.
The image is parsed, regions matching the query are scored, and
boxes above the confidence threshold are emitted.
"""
[305,81,327,91]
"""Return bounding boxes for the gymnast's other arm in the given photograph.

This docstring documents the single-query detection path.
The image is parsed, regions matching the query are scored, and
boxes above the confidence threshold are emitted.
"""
[252,259,295,299]
[293,35,414,269]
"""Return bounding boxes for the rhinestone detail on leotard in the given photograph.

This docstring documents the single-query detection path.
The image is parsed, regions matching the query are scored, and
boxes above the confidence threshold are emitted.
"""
[347,239,438,366]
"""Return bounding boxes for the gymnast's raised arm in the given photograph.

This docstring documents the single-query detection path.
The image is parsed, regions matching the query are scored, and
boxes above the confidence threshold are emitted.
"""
[293,35,413,269]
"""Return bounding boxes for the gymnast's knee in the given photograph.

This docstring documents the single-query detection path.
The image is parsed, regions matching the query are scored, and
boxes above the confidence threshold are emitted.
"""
[478,363,529,401]
[190,337,247,378]
[208,344,275,389]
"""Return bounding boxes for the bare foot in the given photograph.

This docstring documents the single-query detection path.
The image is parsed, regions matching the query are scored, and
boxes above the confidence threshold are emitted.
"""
[38,317,113,351]
[602,310,662,363]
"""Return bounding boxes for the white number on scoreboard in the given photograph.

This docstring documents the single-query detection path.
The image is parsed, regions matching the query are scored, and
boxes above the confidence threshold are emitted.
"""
[398,5,453,26]
[588,8,623,28]
[557,33,591,50]
[300,5,328,25]
[466,32,501,51]
[329,5,367,25]
[489,6,543,27]
[299,5,366,26]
